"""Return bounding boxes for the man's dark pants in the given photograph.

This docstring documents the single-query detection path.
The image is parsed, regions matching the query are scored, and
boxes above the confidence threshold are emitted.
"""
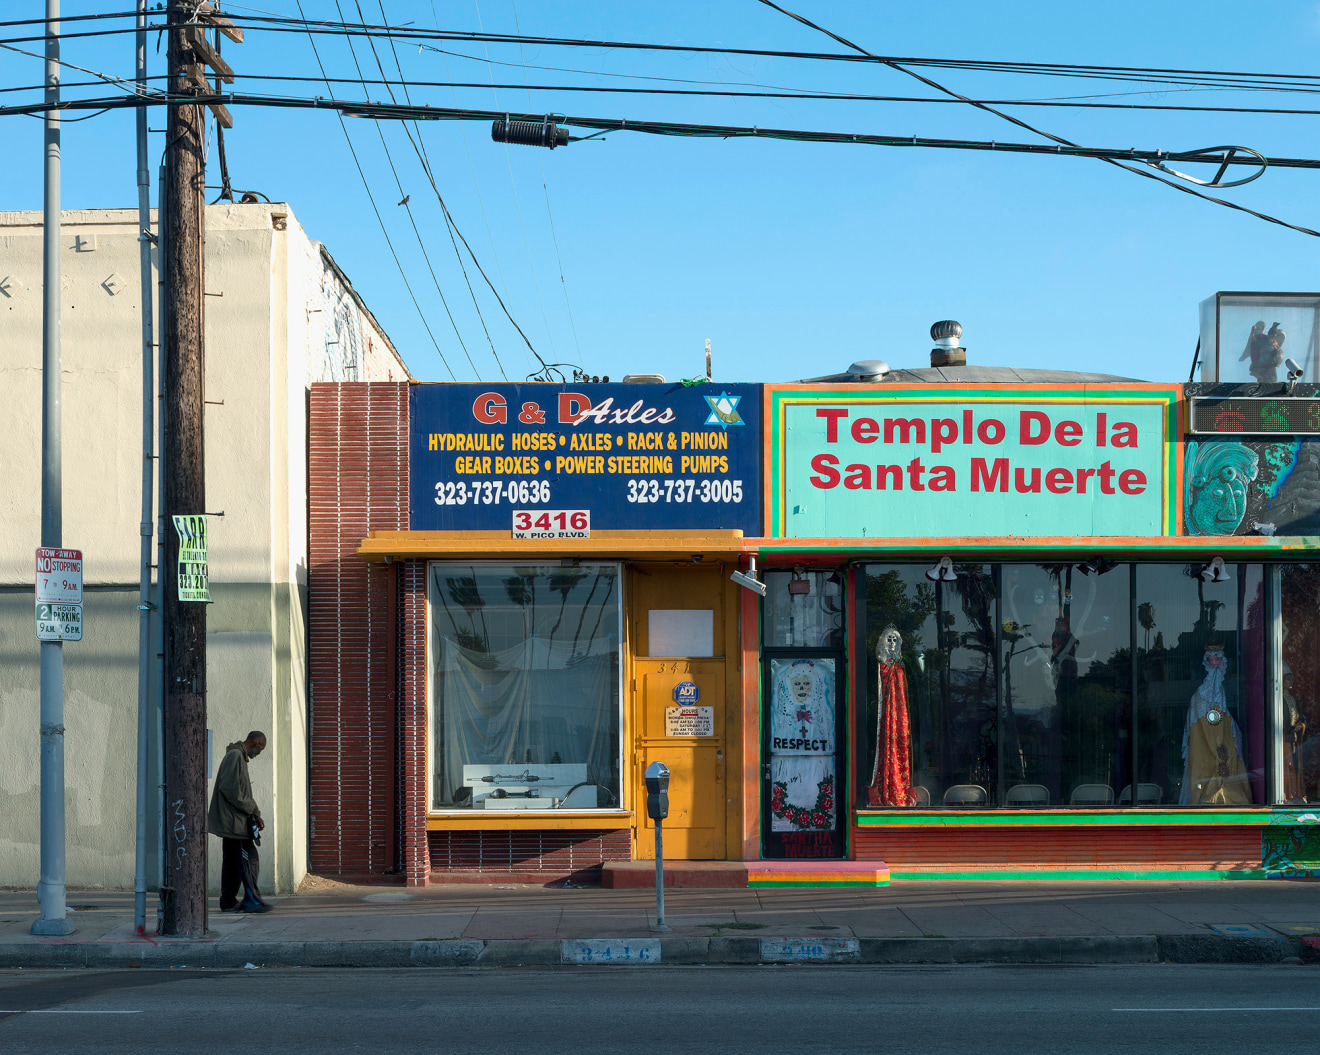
[219,836,263,909]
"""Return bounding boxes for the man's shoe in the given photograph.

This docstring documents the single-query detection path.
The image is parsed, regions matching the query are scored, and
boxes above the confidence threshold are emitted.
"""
[238,899,273,914]
[219,902,241,912]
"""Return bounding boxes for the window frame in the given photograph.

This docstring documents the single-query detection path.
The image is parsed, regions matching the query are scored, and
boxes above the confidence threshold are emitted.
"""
[424,559,627,817]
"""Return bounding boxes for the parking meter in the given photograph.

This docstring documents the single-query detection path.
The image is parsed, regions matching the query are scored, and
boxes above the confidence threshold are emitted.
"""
[645,761,670,821]
[644,761,671,931]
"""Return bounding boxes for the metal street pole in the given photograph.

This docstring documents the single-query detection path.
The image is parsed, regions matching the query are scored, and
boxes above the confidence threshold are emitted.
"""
[133,0,156,936]
[32,0,74,939]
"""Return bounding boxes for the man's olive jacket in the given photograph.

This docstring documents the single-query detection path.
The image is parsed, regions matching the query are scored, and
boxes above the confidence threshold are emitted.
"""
[207,741,261,839]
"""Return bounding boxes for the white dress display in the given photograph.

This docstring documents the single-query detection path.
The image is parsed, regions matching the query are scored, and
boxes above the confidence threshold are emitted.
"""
[768,659,837,832]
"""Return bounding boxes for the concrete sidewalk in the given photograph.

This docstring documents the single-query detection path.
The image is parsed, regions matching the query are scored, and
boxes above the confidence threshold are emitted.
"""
[1,879,1317,968]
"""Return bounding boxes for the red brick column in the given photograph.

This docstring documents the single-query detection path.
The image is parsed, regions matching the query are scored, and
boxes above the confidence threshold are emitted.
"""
[399,559,431,884]
[308,382,410,878]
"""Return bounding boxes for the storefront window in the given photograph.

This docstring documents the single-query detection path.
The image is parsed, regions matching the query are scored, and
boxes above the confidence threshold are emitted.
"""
[861,565,998,807]
[763,569,844,649]
[427,563,622,811]
[1135,564,1264,806]
[1001,564,1131,807]
[860,562,1273,809]
[1280,565,1320,803]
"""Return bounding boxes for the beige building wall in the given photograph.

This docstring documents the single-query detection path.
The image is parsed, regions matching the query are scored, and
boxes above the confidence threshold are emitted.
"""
[0,203,409,894]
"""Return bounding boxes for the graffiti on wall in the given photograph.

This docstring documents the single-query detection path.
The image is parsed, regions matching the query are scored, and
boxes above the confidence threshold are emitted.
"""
[1262,811,1320,878]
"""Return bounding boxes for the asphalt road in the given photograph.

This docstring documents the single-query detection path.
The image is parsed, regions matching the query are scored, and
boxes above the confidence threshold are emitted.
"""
[1,964,1317,1053]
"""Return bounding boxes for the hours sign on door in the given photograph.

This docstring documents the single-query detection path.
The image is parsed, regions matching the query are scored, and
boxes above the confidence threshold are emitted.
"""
[35,548,82,641]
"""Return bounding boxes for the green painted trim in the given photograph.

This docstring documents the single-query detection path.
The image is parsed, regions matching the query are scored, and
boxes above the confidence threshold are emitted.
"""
[757,539,1311,557]
[855,809,1272,827]
[748,879,890,888]
[766,385,1182,537]
[889,868,1268,881]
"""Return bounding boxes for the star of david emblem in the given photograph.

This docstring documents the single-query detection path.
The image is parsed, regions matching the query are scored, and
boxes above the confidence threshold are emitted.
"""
[703,391,743,429]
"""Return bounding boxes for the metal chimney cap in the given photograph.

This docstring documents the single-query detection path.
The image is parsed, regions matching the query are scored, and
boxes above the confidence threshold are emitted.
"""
[846,359,891,381]
[930,320,962,348]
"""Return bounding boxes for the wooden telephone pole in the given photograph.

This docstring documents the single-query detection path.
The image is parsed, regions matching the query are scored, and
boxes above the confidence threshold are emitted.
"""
[160,0,240,938]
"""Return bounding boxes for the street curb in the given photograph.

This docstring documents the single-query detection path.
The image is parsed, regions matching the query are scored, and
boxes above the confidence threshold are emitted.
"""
[0,934,1307,969]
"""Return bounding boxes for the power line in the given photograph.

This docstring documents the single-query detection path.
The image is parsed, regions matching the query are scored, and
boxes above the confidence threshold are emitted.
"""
[293,0,460,381]
[754,0,1320,239]
[369,0,512,380]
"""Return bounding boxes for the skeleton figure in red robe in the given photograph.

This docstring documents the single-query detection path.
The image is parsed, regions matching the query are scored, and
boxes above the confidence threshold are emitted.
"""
[867,625,915,807]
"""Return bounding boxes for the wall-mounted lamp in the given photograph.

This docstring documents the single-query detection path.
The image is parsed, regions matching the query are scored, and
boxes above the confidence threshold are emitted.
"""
[731,555,767,597]
[1199,556,1231,583]
[787,565,811,595]
[1076,558,1118,576]
[925,556,958,582]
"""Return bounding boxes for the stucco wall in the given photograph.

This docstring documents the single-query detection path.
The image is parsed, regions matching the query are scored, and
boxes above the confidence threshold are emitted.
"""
[0,204,407,892]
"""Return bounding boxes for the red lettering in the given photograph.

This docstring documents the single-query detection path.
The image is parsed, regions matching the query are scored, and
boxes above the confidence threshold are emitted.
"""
[1119,469,1147,494]
[1045,468,1073,494]
[844,464,871,489]
[472,391,507,424]
[962,408,974,443]
[1020,411,1051,445]
[885,418,925,445]
[876,465,903,490]
[931,418,958,453]
[850,417,879,444]
[1096,411,1107,446]
[1056,420,1082,446]
[1075,467,1096,493]
[977,418,1006,444]
[1111,421,1139,447]
[558,392,592,423]
[907,457,927,491]
[1014,467,1041,493]
[810,453,840,489]
[1097,460,1117,494]
[929,465,956,491]
[817,408,849,443]
[971,457,1009,492]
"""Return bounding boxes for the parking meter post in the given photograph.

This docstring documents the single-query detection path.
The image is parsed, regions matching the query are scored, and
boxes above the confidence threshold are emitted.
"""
[644,761,671,934]
[654,819,667,932]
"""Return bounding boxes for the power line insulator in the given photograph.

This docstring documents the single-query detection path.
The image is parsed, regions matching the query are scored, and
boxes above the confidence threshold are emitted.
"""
[491,116,570,149]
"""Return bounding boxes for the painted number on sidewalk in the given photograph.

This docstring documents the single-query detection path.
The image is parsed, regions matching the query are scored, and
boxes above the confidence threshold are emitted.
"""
[760,938,860,962]
[562,939,661,965]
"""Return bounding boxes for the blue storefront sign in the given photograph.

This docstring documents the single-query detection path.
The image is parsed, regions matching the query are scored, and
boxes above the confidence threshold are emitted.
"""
[409,382,761,532]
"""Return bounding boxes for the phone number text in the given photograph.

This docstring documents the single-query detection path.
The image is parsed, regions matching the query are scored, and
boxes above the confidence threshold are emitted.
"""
[627,478,744,504]
[434,479,551,505]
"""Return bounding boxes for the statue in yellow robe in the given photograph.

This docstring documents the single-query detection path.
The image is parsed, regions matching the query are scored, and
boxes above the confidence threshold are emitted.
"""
[1180,645,1250,805]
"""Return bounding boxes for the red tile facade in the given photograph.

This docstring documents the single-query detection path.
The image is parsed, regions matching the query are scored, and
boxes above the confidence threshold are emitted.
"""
[308,382,415,880]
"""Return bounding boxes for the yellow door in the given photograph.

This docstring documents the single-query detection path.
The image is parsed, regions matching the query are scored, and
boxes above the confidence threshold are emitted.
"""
[635,659,726,859]
[629,566,730,860]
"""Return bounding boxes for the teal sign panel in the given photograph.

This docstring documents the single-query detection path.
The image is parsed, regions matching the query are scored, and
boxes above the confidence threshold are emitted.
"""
[771,389,1177,538]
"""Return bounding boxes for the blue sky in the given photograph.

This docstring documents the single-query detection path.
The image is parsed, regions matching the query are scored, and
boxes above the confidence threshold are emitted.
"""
[4,1,1320,385]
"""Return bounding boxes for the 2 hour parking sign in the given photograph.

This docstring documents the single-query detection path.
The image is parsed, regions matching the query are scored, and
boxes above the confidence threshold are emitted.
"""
[35,548,83,641]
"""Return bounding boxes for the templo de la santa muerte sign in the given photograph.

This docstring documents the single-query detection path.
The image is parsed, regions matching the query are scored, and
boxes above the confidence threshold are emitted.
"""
[768,385,1179,538]
[410,383,761,533]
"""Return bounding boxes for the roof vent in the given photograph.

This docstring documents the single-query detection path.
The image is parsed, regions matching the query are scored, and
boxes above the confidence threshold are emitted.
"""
[621,373,666,384]
[846,359,891,382]
[930,320,965,367]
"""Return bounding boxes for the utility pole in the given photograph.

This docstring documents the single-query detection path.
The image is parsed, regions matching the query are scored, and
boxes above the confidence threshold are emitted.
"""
[159,0,240,938]
[32,0,74,940]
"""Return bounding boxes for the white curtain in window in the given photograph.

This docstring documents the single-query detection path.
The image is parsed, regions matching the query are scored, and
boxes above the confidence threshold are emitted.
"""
[437,636,613,804]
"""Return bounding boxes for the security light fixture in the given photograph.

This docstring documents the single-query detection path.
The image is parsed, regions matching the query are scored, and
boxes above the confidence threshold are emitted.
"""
[731,556,767,597]
[1199,556,1231,583]
[925,556,958,582]
[787,565,811,595]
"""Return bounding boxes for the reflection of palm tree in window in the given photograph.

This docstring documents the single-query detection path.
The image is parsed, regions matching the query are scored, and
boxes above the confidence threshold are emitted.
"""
[546,569,589,648]
[1138,602,1156,652]
[439,572,490,652]
[570,570,612,657]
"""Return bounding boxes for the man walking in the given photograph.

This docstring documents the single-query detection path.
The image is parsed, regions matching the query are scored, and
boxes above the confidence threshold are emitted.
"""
[208,731,272,913]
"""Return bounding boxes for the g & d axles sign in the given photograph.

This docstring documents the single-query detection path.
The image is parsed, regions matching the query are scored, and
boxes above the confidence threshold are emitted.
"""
[410,383,761,533]
[769,386,1178,538]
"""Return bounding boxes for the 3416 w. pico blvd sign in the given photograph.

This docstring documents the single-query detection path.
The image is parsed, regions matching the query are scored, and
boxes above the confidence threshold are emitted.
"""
[768,386,1178,538]
[410,382,761,532]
